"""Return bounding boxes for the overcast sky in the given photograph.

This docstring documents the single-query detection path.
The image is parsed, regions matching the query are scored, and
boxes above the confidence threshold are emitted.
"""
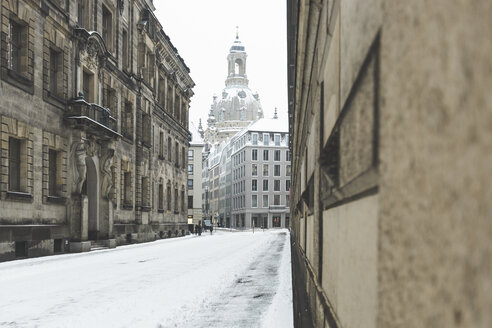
[153,0,287,130]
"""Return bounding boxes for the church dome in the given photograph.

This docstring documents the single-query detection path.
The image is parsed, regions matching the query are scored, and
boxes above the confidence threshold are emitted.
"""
[207,29,264,130]
[214,85,263,122]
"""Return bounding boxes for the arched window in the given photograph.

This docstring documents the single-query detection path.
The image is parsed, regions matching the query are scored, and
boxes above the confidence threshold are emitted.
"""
[235,58,243,75]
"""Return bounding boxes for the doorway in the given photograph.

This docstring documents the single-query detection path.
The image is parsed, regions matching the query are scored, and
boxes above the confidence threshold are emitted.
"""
[272,216,281,228]
[86,156,99,240]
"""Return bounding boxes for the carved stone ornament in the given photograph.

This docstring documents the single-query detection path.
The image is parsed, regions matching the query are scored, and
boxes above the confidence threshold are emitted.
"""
[85,138,100,158]
[84,40,99,71]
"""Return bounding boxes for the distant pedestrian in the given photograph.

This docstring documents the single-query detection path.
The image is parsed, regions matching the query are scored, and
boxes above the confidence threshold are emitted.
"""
[210,225,213,235]
[198,224,202,236]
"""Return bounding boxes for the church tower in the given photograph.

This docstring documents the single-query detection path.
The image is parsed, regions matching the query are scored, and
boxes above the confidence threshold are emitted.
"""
[226,28,249,88]
[204,28,264,144]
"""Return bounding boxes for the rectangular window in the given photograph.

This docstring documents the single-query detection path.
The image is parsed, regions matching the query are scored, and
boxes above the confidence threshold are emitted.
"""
[188,195,193,209]
[274,165,280,176]
[49,49,61,96]
[102,5,113,52]
[181,190,185,212]
[262,195,269,208]
[274,180,280,191]
[274,150,281,161]
[83,70,94,102]
[252,133,258,145]
[286,150,291,162]
[188,164,194,175]
[159,131,164,158]
[167,185,172,210]
[158,183,164,209]
[263,150,269,161]
[274,134,280,146]
[263,180,269,191]
[48,149,58,196]
[122,29,129,70]
[188,179,193,190]
[286,165,291,176]
[8,138,21,192]
[286,195,290,207]
[141,177,150,207]
[263,164,269,177]
[286,180,291,191]
[123,101,133,139]
[77,0,89,29]
[274,195,281,205]
[158,76,166,108]
[8,20,24,74]
[103,87,116,117]
[252,179,257,191]
[182,147,186,169]
[252,164,257,176]
[174,188,178,211]
[252,149,258,161]
[167,137,172,161]
[252,195,257,208]
[188,149,194,161]
[263,133,270,146]
[175,142,179,167]
[142,112,151,145]
[124,172,132,205]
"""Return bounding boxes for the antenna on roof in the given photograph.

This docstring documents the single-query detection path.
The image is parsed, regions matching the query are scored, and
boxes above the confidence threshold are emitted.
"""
[236,26,239,39]
[274,107,278,119]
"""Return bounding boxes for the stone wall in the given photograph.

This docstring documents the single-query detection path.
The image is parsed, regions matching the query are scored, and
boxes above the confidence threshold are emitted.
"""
[288,0,492,327]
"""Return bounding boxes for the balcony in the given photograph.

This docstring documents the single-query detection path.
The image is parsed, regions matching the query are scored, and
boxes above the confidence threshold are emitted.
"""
[269,205,287,213]
[65,97,120,139]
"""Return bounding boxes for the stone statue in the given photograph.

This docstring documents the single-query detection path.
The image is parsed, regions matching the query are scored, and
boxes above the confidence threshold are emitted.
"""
[71,141,87,194]
[101,146,115,200]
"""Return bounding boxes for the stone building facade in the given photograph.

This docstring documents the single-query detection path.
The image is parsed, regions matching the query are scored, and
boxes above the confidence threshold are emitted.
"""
[287,0,492,327]
[0,0,194,261]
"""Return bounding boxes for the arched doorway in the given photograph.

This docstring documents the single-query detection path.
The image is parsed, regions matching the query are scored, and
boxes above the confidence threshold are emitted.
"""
[86,156,99,240]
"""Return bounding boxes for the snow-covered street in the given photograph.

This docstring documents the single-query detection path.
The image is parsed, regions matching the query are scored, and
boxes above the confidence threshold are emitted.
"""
[0,229,293,328]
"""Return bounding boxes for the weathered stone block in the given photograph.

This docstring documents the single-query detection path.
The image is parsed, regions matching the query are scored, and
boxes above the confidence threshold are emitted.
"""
[102,239,117,248]
[69,241,91,253]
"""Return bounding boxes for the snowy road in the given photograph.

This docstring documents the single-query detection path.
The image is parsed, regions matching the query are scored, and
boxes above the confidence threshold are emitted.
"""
[0,229,293,328]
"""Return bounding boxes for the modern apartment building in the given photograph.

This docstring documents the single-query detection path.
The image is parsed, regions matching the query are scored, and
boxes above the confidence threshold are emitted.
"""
[187,122,204,226]
[230,116,290,228]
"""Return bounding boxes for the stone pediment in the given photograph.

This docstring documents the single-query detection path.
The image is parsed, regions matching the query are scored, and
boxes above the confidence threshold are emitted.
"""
[74,28,109,62]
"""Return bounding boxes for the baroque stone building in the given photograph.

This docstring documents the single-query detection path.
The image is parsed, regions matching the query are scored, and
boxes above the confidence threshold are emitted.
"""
[0,0,194,261]
[288,1,492,327]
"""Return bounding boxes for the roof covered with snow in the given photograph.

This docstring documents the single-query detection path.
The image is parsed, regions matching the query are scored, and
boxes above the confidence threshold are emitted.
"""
[246,116,289,133]
[189,122,204,146]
